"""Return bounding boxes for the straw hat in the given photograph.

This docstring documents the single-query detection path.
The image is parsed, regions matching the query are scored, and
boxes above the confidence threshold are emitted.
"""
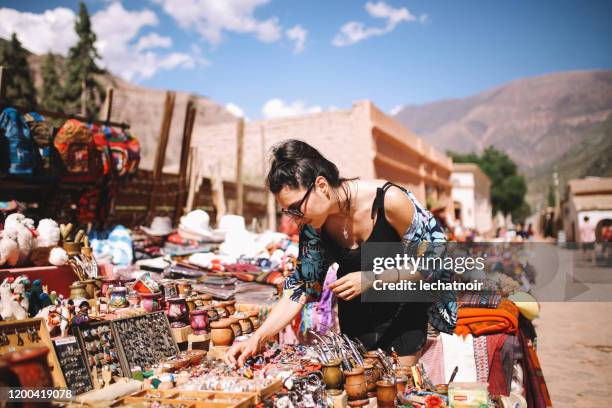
[140,216,173,237]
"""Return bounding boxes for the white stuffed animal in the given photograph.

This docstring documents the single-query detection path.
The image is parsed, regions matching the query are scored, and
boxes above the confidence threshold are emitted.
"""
[0,229,20,267]
[0,278,28,320]
[36,219,61,248]
[15,225,34,265]
[4,213,25,230]
[49,247,69,266]
[11,275,30,313]
[2,213,35,266]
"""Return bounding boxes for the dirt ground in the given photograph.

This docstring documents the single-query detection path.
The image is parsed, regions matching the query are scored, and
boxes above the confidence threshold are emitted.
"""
[536,302,612,407]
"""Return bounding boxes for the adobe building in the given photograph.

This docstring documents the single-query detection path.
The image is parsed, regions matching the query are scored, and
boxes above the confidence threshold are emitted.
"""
[191,100,453,226]
[562,177,612,242]
[450,163,493,234]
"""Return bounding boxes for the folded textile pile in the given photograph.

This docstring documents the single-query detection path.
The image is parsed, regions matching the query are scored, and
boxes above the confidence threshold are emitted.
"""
[455,298,519,337]
[458,291,502,308]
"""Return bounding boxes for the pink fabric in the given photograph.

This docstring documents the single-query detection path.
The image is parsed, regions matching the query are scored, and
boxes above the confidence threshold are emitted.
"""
[473,335,489,382]
[419,336,445,385]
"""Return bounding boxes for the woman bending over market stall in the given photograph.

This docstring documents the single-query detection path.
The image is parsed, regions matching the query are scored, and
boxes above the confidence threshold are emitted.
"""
[226,139,455,368]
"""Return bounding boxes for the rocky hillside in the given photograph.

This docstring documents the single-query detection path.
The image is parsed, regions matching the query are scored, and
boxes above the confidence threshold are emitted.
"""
[393,70,612,207]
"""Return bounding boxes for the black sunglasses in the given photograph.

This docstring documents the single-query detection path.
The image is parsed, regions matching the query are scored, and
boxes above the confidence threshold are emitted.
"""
[282,181,315,219]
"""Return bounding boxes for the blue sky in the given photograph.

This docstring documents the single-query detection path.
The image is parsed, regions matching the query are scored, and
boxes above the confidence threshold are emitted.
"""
[1,0,611,119]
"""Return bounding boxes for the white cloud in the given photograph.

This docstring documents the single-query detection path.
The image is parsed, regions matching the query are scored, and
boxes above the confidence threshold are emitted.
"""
[135,32,172,51]
[390,105,404,116]
[225,102,245,118]
[286,24,307,54]
[419,14,429,24]
[262,98,322,119]
[332,1,417,47]
[0,7,77,54]
[0,2,204,82]
[156,0,281,45]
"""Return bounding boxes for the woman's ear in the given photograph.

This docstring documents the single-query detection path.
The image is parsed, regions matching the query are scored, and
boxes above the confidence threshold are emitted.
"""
[315,176,329,197]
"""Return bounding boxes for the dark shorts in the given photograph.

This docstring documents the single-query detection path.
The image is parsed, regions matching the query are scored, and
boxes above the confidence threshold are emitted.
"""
[582,242,595,250]
[338,300,429,356]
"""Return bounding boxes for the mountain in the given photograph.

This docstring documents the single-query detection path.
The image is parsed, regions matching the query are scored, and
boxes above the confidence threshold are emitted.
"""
[393,70,612,208]
[2,39,236,172]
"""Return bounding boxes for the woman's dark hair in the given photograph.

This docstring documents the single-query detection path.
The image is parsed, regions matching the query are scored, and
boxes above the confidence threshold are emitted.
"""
[267,139,357,214]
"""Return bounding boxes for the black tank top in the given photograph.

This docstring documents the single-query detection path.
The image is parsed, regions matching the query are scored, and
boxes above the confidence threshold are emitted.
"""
[321,182,429,354]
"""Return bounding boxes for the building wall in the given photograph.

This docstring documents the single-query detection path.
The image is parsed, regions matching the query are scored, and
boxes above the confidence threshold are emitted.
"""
[191,101,376,185]
[451,172,476,229]
[574,210,612,242]
[451,170,493,233]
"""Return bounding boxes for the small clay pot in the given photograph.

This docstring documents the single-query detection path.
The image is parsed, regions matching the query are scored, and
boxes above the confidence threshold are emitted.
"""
[199,294,212,304]
[363,363,379,396]
[376,380,397,408]
[434,384,448,395]
[185,297,198,312]
[204,306,220,322]
[365,351,383,368]
[69,281,88,300]
[215,306,229,319]
[224,300,236,315]
[343,366,368,402]
[166,297,189,328]
[395,375,408,394]
[395,367,414,388]
[101,278,120,298]
[176,281,192,297]
[127,291,140,307]
[109,286,128,308]
[210,319,234,346]
[189,309,209,334]
[160,355,190,372]
[179,349,207,366]
[163,282,178,299]
[238,316,253,334]
[227,317,242,337]
[141,292,162,312]
[247,311,260,329]
[322,358,344,396]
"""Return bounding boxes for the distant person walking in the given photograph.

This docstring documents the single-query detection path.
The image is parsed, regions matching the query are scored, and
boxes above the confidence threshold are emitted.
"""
[580,216,596,264]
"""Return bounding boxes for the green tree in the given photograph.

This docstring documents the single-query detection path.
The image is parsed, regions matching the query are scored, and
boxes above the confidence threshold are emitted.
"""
[63,1,105,117]
[40,52,65,111]
[449,146,529,217]
[547,183,555,207]
[0,33,37,107]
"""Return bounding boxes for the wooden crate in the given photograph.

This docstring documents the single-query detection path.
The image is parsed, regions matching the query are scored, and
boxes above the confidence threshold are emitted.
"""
[0,317,66,388]
[122,389,255,408]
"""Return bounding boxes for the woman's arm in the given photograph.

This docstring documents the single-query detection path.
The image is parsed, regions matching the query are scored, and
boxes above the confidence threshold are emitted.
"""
[225,295,303,366]
[226,224,329,366]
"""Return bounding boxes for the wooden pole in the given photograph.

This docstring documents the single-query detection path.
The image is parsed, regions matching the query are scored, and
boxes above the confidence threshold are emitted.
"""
[174,98,197,223]
[235,118,245,216]
[261,125,276,231]
[147,91,176,223]
[103,87,114,123]
[0,66,5,101]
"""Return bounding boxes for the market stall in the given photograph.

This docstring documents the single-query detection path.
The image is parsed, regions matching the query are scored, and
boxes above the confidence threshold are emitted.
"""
[0,80,550,407]
[0,201,553,408]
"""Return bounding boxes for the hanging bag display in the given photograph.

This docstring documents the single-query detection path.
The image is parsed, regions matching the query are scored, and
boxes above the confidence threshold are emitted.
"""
[54,119,101,183]
[0,107,37,176]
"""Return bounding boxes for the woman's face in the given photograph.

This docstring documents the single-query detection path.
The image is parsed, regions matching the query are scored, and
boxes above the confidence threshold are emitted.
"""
[276,177,333,228]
